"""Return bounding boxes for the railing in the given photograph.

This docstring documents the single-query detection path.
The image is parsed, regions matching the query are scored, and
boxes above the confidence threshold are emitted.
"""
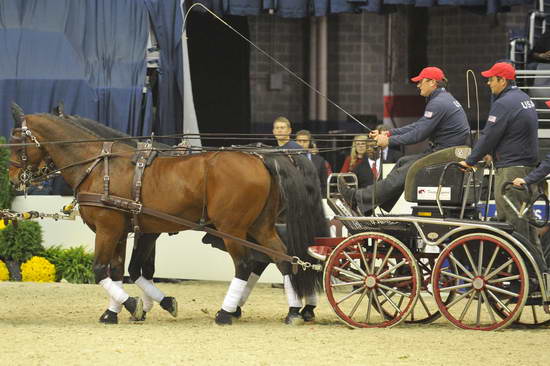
[517,69,550,137]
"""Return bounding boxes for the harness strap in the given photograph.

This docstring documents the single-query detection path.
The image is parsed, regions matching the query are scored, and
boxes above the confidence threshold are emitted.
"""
[131,142,154,233]
[76,192,297,264]
[102,142,114,200]
[72,144,117,193]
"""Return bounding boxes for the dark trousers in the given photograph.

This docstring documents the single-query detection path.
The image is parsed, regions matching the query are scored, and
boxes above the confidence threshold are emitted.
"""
[355,153,426,213]
[495,166,546,271]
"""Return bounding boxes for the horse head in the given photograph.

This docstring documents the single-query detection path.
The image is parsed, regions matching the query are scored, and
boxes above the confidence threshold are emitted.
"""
[7,104,51,191]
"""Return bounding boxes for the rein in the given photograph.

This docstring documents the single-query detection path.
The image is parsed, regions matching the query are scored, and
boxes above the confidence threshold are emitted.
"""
[76,192,320,271]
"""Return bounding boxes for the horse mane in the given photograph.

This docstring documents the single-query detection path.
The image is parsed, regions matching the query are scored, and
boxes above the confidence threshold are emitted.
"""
[39,113,170,150]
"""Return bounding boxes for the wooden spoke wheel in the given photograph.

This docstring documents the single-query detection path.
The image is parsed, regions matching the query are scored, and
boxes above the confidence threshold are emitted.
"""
[323,232,420,328]
[432,233,528,331]
[400,251,457,324]
[490,294,550,328]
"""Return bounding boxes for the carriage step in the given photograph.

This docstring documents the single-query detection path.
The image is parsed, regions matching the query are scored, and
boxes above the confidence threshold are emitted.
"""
[307,246,332,261]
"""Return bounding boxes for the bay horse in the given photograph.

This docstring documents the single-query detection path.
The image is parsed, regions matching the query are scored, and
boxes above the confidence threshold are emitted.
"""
[7,104,327,324]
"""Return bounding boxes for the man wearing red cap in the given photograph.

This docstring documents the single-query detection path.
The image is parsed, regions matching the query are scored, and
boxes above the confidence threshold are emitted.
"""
[460,62,541,250]
[338,66,470,214]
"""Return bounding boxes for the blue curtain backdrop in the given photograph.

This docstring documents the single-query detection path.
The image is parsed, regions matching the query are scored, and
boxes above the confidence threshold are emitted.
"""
[0,0,534,138]
[0,0,188,139]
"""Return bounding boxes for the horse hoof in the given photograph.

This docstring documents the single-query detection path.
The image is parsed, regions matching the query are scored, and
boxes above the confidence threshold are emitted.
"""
[132,311,147,322]
[233,306,242,319]
[300,305,316,322]
[284,307,303,325]
[160,296,178,318]
[99,309,118,324]
[215,309,239,325]
[123,296,144,321]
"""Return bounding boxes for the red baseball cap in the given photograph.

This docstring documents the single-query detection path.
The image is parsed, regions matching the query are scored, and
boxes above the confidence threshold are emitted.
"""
[410,67,445,82]
[481,62,516,80]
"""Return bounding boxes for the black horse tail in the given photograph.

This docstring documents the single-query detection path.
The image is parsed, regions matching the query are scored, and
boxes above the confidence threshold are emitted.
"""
[263,154,329,297]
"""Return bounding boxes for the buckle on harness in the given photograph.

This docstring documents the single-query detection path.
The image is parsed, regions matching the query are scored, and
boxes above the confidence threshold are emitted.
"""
[130,202,142,214]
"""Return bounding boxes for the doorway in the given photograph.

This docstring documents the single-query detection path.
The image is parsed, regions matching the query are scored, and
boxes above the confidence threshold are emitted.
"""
[186,12,251,147]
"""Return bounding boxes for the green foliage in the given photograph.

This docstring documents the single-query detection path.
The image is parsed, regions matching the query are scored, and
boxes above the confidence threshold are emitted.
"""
[0,221,44,262]
[42,245,65,282]
[43,245,94,284]
[0,136,14,209]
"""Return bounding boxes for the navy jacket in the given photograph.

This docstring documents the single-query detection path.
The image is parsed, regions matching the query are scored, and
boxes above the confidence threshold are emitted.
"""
[525,153,550,184]
[278,140,302,150]
[466,85,539,168]
[389,88,470,150]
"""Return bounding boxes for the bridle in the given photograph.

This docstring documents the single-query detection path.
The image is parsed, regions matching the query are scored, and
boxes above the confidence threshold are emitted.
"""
[8,120,57,192]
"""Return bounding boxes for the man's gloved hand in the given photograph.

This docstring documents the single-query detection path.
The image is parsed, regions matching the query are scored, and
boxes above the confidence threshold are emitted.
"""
[375,133,389,148]
[512,177,526,187]
[458,160,474,171]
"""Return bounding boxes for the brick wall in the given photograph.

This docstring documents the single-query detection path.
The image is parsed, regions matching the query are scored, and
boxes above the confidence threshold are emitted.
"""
[249,15,307,130]
[424,6,532,123]
[327,13,386,123]
[248,5,534,132]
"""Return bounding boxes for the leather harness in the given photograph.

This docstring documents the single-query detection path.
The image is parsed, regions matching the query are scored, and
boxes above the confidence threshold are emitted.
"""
[74,143,301,266]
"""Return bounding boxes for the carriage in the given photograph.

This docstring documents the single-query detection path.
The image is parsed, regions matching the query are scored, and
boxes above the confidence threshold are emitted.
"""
[308,145,550,331]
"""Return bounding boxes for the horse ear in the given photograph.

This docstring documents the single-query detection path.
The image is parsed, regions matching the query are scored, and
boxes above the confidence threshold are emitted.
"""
[53,101,65,117]
[11,103,24,128]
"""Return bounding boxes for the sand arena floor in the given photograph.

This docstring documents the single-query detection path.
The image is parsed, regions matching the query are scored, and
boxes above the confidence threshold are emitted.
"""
[1,280,549,366]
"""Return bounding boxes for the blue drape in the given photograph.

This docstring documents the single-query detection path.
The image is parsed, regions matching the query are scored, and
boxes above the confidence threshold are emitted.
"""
[143,0,186,141]
[0,0,152,138]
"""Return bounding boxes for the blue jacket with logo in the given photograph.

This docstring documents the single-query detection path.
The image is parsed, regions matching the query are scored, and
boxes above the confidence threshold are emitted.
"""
[466,85,539,168]
[389,88,470,150]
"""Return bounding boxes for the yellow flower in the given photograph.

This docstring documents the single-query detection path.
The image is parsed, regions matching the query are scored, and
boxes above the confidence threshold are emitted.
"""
[20,256,56,283]
[0,259,9,281]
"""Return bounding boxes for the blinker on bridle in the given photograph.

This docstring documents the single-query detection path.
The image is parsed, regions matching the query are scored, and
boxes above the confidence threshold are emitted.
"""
[9,119,51,193]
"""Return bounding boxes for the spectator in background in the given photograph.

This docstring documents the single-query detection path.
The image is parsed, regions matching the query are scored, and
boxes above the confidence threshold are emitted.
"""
[340,135,379,188]
[310,140,333,176]
[376,124,403,163]
[272,116,302,150]
[528,33,550,66]
[340,135,368,173]
[295,130,329,196]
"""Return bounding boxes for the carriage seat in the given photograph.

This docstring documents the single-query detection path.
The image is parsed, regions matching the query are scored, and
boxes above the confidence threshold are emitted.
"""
[403,146,482,207]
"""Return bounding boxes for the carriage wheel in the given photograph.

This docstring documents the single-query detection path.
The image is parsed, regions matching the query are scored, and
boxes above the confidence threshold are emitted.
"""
[490,295,550,328]
[323,232,420,328]
[401,252,457,324]
[432,233,528,331]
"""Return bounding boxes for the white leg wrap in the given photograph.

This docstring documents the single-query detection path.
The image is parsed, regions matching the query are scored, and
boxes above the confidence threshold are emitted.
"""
[238,272,260,307]
[135,277,163,312]
[284,275,302,308]
[100,277,129,304]
[305,293,318,307]
[222,278,247,313]
[108,281,124,313]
